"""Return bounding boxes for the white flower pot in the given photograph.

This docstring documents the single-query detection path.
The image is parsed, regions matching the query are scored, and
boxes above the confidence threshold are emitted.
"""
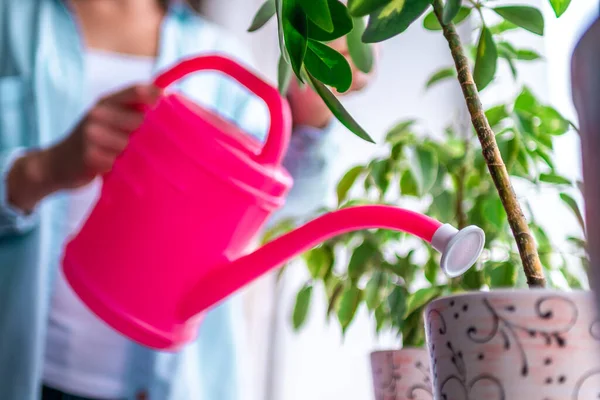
[424,290,600,399]
[370,348,433,400]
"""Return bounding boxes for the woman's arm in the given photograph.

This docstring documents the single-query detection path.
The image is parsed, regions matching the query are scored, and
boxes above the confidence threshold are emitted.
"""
[275,122,339,221]
[0,149,46,235]
[0,84,160,236]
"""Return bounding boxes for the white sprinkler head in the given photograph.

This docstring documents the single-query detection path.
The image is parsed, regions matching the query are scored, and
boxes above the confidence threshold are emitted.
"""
[431,224,485,277]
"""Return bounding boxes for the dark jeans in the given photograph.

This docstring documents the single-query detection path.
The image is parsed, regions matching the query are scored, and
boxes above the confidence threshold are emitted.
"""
[41,385,117,400]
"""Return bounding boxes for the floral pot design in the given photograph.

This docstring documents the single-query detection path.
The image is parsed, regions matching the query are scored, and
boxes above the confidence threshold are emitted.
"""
[370,348,433,400]
[424,290,600,399]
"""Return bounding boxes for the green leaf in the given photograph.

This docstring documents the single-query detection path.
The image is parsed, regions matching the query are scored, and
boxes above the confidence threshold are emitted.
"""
[514,111,536,140]
[299,0,333,32]
[425,67,456,89]
[492,6,544,36]
[515,148,531,177]
[337,285,362,332]
[305,40,353,92]
[390,143,403,163]
[307,0,353,41]
[348,240,378,280]
[489,20,518,35]
[485,104,509,129]
[560,265,583,289]
[275,0,290,63]
[305,246,334,279]
[539,106,569,135]
[497,41,517,58]
[549,0,571,18]
[410,147,438,195]
[505,56,518,80]
[430,191,455,222]
[348,0,390,17]
[535,131,553,150]
[404,287,440,318]
[497,136,520,171]
[488,262,517,288]
[442,0,462,24]
[462,268,485,290]
[369,159,392,194]
[534,148,555,169]
[402,305,426,347]
[482,195,506,229]
[539,173,571,185]
[248,0,277,32]
[283,0,308,78]
[473,26,497,91]
[424,256,438,285]
[337,165,364,204]
[567,236,587,250]
[385,119,416,144]
[306,72,374,142]
[261,217,297,244]
[326,280,344,317]
[347,17,374,74]
[515,49,542,61]
[292,284,313,330]
[365,271,391,310]
[374,302,389,332]
[560,192,585,232]
[400,169,419,196]
[514,86,538,114]
[387,285,408,329]
[278,55,293,94]
[363,0,432,43]
[423,7,470,30]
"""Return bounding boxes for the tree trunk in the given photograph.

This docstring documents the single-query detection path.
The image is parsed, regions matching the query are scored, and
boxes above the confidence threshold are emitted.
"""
[432,0,546,288]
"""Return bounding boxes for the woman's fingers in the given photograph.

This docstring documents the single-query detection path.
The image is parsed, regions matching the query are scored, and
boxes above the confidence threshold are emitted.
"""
[350,68,369,92]
[101,84,162,107]
[84,122,130,154]
[89,103,146,133]
[83,143,118,174]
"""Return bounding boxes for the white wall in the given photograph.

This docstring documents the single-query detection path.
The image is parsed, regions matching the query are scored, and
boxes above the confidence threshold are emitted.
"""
[202,1,599,399]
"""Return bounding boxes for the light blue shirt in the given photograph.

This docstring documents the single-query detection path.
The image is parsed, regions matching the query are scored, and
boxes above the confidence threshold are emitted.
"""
[0,1,336,399]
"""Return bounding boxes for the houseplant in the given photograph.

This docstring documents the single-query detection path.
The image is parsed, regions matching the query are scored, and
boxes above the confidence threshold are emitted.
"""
[250,0,598,397]
[267,98,588,398]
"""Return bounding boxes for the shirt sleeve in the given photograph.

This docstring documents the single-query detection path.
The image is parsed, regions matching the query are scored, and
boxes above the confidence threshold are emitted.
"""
[274,121,338,222]
[0,148,40,236]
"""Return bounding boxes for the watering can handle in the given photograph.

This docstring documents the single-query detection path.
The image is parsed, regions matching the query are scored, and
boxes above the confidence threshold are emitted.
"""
[153,54,292,165]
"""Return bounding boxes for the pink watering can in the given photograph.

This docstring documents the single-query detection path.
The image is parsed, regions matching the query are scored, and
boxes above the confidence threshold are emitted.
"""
[61,55,485,351]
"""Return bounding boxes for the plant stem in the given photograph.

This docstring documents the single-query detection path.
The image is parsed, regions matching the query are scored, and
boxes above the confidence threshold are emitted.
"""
[432,0,546,288]
[454,139,470,230]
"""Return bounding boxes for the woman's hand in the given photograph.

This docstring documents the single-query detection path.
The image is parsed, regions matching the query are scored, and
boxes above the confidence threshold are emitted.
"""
[7,84,161,212]
[287,38,377,129]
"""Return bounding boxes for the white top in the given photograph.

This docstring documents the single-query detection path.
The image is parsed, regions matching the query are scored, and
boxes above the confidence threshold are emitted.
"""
[43,50,155,398]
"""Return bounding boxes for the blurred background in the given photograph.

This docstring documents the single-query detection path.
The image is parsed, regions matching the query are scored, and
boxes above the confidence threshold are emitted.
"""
[200,1,598,399]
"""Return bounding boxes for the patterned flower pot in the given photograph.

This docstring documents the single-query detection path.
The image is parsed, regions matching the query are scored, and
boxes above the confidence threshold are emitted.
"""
[424,289,600,399]
[370,348,433,400]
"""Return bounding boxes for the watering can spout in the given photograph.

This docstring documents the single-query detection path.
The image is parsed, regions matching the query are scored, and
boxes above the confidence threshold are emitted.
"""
[180,205,485,320]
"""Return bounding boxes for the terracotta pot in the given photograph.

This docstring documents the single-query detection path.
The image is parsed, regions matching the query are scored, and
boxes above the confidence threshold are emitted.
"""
[424,290,600,399]
[370,348,433,400]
